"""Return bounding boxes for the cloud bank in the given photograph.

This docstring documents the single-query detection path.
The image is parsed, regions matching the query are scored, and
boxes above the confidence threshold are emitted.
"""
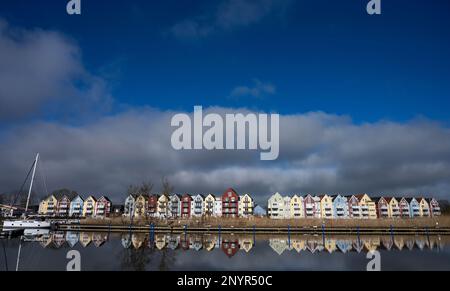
[1,108,450,204]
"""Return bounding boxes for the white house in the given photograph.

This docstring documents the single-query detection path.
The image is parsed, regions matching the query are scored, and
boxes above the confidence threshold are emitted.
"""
[191,194,205,217]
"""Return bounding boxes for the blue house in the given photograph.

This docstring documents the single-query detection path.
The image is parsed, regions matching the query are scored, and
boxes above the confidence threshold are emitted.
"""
[253,205,267,217]
[332,195,349,219]
[407,198,420,218]
[69,195,84,217]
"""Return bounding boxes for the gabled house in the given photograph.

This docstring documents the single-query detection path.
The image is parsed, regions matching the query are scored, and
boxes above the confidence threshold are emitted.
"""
[428,198,441,217]
[123,194,136,218]
[332,195,349,219]
[398,197,410,218]
[238,194,254,217]
[39,195,57,216]
[268,192,285,219]
[253,205,267,217]
[134,194,149,218]
[222,239,240,258]
[320,195,334,219]
[69,195,84,217]
[347,195,361,218]
[169,194,181,218]
[82,196,97,217]
[376,197,389,218]
[283,196,292,219]
[222,188,239,218]
[157,194,170,218]
[418,198,430,217]
[357,194,377,219]
[204,194,216,216]
[147,194,158,217]
[407,198,420,218]
[290,195,304,219]
[214,197,222,217]
[313,195,322,218]
[191,194,205,217]
[386,197,400,218]
[95,196,111,217]
[56,193,76,217]
[181,194,192,218]
[303,194,317,218]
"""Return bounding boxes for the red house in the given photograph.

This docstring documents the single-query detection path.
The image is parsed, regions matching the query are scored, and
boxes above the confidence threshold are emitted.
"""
[222,188,239,218]
[398,198,410,218]
[95,196,112,217]
[428,198,441,217]
[181,194,192,218]
[148,194,158,217]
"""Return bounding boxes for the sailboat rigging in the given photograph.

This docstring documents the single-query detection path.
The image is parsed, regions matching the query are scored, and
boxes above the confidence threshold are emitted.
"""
[2,153,51,230]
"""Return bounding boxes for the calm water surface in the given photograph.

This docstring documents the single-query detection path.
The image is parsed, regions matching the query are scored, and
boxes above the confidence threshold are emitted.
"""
[1,231,450,271]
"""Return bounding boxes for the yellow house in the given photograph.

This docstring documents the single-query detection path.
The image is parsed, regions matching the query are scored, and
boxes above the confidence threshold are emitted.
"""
[290,195,304,218]
[238,194,254,217]
[134,194,148,218]
[291,239,306,253]
[386,197,400,218]
[39,195,57,216]
[83,196,97,217]
[357,194,377,219]
[324,238,337,253]
[320,195,334,219]
[419,198,431,217]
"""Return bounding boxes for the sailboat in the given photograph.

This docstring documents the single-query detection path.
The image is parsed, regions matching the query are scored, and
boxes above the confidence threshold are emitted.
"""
[2,153,51,230]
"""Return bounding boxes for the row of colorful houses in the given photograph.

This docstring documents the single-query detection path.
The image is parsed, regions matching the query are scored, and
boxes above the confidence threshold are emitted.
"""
[124,188,256,219]
[38,194,112,217]
[268,193,441,219]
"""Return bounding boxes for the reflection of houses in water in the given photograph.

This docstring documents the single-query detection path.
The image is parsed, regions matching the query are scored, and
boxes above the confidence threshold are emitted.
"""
[394,237,404,251]
[121,234,132,249]
[222,239,240,258]
[167,235,180,250]
[305,239,324,254]
[66,231,79,248]
[203,235,217,251]
[352,239,364,253]
[52,232,66,248]
[415,236,428,251]
[269,239,288,255]
[405,239,415,251]
[39,234,53,248]
[239,237,253,253]
[381,237,394,251]
[155,234,167,250]
[180,235,190,250]
[132,233,146,249]
[191,236,203,251]
[80,232,92,247]
[324,238,337,254]
[291,239,305,253]
[335,240,352,253]
[93,233,108,247]
[364,237,380,252]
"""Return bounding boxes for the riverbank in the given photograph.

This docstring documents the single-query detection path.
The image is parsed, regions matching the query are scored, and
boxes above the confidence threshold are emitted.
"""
[54,215,450,235]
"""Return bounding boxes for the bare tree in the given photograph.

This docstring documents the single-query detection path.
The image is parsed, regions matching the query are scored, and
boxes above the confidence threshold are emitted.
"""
[140,181,154,196]
[127,185,139,196]
[161,177,174,196]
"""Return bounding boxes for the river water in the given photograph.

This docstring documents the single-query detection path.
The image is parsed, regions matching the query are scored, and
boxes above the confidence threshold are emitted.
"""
[1,231,449,271]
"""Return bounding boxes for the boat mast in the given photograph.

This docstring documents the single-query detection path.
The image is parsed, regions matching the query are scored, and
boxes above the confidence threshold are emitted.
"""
[24,153,39,214]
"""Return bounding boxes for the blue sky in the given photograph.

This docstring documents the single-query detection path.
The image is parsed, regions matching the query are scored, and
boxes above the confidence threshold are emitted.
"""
[2,0,450,123]
[2,1,450,201]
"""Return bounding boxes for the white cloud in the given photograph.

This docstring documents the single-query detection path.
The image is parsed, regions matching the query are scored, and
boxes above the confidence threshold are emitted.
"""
[0,19,112,120]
